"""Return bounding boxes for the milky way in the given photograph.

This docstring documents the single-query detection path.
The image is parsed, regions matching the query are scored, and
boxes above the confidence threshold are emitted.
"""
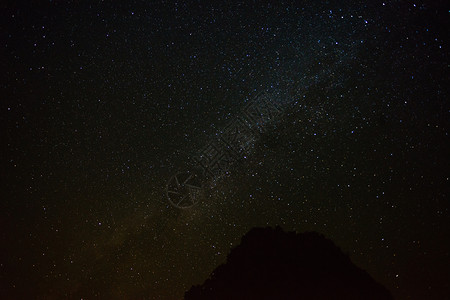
[1,1,449,299]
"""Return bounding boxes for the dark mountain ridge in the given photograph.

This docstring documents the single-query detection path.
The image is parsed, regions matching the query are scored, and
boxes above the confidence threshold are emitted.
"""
[185,226,393,300]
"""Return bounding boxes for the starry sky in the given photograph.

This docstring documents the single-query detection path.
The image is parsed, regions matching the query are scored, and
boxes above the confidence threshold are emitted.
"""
[1,0,449,299]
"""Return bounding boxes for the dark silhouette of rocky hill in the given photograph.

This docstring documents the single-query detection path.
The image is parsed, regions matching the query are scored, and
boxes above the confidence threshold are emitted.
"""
[185,227,393,300]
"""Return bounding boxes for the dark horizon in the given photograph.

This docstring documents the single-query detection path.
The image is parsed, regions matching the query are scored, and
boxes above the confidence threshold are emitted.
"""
[185,226,393,300]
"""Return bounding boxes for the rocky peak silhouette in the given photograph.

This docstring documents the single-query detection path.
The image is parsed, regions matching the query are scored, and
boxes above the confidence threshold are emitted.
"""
[185,226,393,300]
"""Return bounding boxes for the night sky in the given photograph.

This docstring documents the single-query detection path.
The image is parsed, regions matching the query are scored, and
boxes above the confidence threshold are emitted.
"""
[1,1,449,299]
